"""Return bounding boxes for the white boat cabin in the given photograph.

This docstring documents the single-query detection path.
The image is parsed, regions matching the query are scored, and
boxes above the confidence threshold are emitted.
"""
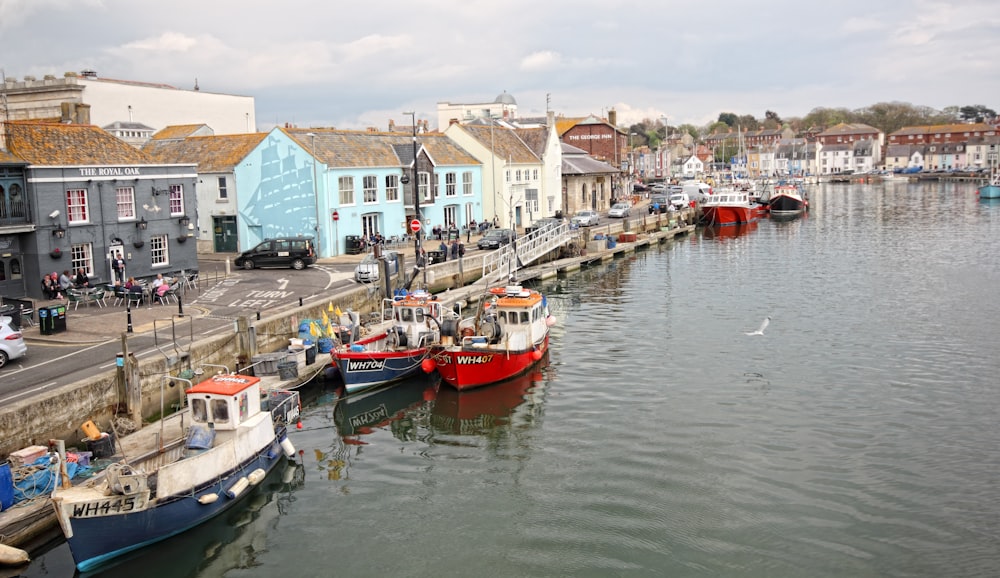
[186,374,263,432]
[485,285,547,350]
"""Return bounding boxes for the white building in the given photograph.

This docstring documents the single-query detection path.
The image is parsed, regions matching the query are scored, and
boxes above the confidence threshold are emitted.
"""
[437,91,518,130]
[1,71,255,138]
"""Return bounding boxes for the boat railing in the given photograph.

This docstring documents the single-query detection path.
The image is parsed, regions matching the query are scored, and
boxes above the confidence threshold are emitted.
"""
[266,390,301,427]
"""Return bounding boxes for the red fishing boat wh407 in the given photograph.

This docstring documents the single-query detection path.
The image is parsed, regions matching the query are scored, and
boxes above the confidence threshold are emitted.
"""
[425,285,554,390]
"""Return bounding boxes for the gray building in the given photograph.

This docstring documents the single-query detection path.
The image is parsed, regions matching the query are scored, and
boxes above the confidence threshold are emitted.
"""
[1,120,198,299]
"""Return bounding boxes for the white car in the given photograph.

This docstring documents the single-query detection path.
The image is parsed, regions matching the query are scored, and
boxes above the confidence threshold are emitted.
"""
[571,210,600,227]
[354,251,400,282]
[0,315,27,369]
[608,203,630,218]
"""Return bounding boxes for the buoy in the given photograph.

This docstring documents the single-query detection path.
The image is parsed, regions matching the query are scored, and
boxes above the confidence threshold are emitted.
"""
[296,420,303,429]
[421,358,436,373]
[197,493,219,505]
[225,477,250,499]
[0,543,30,565]
[545,315,557,327]
[531,349,543,361]
[247,468,266,485]
[280,435,296,457]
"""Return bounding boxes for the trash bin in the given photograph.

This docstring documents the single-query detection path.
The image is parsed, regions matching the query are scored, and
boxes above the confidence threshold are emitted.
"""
[277,360,298,380]
[345,235,365,255]
[38,304,67,335]
[305,344,317,365]
[85,432,116,459]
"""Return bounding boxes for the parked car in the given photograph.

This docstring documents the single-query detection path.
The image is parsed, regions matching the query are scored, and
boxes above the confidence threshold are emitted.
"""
[0,315,27,369]
[648,195,669,214]
[608,203,631,218]
[571,210,600,227]
[354,251,399,282]
[234,236,316,270]
[477,228,515,250]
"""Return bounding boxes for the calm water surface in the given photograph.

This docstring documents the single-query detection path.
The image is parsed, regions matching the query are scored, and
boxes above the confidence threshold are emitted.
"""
[26,182,1000,577]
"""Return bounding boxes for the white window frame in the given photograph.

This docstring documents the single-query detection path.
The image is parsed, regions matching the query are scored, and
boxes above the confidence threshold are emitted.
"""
[385,174,399,202]
[169,184,184,216]
[462,171,473,196]
[66,189,89,224]
[218,176,228,200]
[70,242,93,276]
[339,176,355,205]
[116,186,136,220]
[419,172,431,202]
[363,175,378,204]
[151,234,170,267]
[445,172,457,197]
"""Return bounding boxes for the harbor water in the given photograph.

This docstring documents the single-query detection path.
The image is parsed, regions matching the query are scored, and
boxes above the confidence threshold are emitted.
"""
[24,181,1000,577]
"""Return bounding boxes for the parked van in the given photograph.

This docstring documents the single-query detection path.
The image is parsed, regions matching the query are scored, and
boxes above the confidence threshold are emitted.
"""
[234,237,316,270]
[681,181,713,202]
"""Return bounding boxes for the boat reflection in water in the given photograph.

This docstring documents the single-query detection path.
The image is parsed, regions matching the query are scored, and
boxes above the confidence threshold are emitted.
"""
[332,375,437,437]
[77,460,305,578]
[431,353,549,435]
[702,220,758,239]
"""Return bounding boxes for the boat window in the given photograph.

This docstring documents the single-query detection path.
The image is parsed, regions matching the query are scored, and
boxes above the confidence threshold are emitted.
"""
[415,308,425,323]
[401,308,413,323]
[520,311,529,324]
[499,311,510,324]
[192,398,208,422]
[212,399,230,423]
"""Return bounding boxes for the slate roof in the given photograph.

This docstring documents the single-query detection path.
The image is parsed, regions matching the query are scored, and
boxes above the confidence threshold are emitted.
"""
[454,125,539,164]
[283,128,480,169]
[150,124,214,141]
[888,122,993,137]
[561,142,618,176]
[4,120,152,165]
[818,122,880,136]
[142,133,268,173]
[514,127,548,158]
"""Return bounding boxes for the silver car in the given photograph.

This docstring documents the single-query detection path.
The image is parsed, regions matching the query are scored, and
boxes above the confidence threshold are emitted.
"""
[0,315,27,369]
[571,210,600,227]
[608,203,630,218]
[354,251,399,282]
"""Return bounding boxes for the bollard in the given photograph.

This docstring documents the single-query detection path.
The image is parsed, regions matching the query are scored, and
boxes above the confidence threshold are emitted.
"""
[256,311,261,321]
[299,297,303,307]
[126,300,134,333]
[225,258,231,276]
[177,294,184,318]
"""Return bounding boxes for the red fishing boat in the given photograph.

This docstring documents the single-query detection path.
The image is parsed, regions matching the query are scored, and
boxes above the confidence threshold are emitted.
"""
[425,284,554,390]
[700,188,764,226]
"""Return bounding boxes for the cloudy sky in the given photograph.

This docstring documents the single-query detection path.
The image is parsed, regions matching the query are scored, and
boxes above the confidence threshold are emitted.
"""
[3,0,999,131]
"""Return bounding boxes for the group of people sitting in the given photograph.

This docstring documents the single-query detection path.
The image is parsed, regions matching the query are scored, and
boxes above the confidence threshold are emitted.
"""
[40,268,91,300]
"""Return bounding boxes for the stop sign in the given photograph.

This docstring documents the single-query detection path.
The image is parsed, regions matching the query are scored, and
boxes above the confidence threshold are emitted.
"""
[410,219,422,233]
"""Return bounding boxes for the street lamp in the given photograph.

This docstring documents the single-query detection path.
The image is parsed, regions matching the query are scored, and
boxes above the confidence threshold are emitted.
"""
[490,116,498,226]
[660,115,669,179]
[403,111,425,287]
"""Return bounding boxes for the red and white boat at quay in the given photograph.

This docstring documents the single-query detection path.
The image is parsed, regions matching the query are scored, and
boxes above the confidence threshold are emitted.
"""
[425,284,555,391]
[767,182,807,219]
[331,289,445,394]
[700,188,766,226]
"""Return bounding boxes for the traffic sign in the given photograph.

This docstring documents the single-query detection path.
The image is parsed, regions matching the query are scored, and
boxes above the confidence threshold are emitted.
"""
[410,219,422,233]
[332,210,339,221]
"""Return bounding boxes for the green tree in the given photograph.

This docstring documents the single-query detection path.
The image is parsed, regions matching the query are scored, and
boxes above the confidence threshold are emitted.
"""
[718,112,738,127]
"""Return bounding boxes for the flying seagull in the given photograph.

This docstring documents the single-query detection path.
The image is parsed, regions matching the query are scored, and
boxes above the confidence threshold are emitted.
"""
[745,316,770,336]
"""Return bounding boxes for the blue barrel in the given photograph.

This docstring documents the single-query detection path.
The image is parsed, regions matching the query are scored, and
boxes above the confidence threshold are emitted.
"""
[298,321,312,340]
[317,337,334,353]
[185,424,216,450]
[0,463,14,511]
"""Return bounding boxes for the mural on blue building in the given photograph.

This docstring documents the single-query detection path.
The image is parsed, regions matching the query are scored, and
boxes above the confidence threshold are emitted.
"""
[237,132,318,249]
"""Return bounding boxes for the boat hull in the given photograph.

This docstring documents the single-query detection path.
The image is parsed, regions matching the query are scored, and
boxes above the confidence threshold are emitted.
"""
[978,184,1000,199]
[59,435,287,572]
[702,205,758,226]
[768,192,805,217]
[433,335,549,391]
[332,344,430,393]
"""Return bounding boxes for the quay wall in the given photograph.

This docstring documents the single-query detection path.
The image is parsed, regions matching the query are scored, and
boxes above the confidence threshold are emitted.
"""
[0,209,693,458]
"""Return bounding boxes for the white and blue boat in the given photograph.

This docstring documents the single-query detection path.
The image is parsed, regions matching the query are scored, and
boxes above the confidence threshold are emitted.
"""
[51,373,299,572]
[978,166,1000,200]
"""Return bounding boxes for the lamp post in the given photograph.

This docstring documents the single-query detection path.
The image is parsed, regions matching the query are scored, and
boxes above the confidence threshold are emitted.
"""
[403,111,425,287]
[660,115,669,179]
[490,116,498,226]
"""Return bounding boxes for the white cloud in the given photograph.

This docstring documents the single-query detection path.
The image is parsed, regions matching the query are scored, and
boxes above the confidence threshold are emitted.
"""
[521,51,562,72]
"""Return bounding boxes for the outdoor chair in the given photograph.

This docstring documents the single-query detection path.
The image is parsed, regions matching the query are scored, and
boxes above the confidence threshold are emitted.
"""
[19,304,34,327]
[66,289,84,310]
